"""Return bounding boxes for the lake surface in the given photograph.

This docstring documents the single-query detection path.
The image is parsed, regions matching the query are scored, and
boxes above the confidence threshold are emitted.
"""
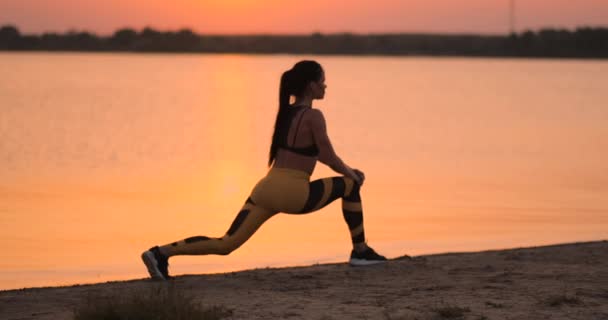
[1,52,607,290]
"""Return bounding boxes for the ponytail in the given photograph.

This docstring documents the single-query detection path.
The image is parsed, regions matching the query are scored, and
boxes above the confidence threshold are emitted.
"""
[279,70,292,111]
[268,70,292,166]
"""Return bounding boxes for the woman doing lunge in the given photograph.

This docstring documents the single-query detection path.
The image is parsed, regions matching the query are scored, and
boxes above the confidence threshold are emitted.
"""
[142,60,387,280]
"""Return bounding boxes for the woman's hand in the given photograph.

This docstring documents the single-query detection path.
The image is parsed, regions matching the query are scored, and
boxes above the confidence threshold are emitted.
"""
[353,169,365,186]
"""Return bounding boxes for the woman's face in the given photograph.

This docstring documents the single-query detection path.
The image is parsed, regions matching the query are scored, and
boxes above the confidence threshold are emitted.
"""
[311,72,327,100]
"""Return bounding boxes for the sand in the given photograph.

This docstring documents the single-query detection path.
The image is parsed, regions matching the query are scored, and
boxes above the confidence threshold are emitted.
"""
[1,240,607,320]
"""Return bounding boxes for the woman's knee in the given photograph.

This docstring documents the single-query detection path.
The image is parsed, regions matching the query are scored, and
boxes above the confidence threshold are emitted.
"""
[216,238,240,255]
[342,177,360,201]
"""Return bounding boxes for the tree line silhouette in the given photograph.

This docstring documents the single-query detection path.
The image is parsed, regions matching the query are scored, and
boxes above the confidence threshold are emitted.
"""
[1,25,607,58]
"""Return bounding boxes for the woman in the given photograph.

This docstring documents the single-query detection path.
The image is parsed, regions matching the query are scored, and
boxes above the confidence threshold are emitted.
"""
[142,60,387,280]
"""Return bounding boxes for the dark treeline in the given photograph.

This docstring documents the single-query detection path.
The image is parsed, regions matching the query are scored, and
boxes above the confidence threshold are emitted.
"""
[1,25,607,58]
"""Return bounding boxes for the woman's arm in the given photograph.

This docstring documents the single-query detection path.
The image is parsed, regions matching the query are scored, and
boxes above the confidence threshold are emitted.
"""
[309,109,361,184]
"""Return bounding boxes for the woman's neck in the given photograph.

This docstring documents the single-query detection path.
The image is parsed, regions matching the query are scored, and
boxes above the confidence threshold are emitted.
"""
[293,96,313,108]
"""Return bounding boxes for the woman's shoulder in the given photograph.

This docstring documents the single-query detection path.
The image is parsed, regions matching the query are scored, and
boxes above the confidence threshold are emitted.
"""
[303,108,327,130]
[306,108,324,120]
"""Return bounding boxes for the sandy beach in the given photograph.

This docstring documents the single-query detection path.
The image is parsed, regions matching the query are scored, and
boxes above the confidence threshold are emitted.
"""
[1,240,607,320]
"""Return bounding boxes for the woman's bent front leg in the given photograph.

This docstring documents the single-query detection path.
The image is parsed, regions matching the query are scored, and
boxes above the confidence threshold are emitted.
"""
[296,176,366,248]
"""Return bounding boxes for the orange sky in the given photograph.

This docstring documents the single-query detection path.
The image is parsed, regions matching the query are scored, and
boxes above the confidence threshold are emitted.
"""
[1,0,607,35]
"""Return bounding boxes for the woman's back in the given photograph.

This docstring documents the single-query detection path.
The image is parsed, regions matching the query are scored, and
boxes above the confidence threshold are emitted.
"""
[272,105,318,174]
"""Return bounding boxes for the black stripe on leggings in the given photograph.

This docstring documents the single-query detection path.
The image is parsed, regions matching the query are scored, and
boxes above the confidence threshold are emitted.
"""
[226,209,250,236]
[184,236,211,243]
[330,177,346,201]
[352,232,366,244]
[342,209,363,230]
[301,180,325,212]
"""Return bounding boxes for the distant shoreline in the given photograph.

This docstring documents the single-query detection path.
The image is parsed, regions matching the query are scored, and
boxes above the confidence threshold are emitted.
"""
[1,25,607,59]
[3,50,608,63]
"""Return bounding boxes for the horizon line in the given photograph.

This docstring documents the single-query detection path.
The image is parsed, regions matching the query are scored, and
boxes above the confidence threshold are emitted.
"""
[4,23,608,38]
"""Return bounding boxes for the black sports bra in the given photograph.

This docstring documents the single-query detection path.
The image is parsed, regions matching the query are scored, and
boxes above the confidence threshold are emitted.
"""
[279,106,319,157]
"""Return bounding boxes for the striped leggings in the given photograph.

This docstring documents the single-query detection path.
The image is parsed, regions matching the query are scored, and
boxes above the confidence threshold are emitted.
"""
[161,168,365,257]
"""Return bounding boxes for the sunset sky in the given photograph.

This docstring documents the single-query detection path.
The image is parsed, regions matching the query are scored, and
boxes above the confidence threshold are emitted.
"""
[1,0,607,35]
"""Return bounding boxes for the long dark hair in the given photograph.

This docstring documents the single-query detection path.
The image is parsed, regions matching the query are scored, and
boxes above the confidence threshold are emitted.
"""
[268,60,324,166]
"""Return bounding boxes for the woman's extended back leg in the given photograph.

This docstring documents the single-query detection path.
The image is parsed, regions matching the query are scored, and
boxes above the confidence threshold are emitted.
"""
[160,197,277,257]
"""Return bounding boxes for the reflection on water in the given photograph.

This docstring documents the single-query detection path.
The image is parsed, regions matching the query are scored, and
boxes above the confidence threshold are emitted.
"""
[0,53,607,290]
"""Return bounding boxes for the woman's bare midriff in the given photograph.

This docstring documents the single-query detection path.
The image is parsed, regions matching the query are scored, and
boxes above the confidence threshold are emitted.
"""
[273,149,317,175]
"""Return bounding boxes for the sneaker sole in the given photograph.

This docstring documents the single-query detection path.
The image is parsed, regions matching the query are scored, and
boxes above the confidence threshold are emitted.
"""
[141,251,166,280]
[349,258,387,266]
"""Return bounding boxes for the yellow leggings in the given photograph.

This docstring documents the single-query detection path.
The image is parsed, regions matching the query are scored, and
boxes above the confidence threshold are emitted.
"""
[161,168,365,257]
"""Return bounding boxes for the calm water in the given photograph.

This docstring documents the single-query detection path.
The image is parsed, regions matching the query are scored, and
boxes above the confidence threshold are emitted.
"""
[1,53,607,290]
